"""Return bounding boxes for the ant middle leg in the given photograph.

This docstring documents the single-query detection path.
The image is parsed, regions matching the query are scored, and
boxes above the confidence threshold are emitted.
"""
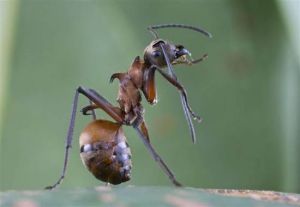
[81,103,99,116]
[132,117,182,187]
[81,100,97,120]
[77,86,125,123]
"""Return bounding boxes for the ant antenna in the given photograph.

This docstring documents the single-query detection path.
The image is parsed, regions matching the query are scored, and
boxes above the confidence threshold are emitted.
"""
[147,23,212,39]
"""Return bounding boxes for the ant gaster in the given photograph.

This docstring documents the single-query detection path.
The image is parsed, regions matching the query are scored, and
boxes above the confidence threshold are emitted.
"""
[45,24,212,189]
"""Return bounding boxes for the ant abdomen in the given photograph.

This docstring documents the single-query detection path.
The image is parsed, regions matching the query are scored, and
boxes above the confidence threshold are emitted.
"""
[79,120,132,184]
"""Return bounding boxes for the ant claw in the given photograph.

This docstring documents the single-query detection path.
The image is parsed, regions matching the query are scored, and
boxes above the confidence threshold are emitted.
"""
[192,114,203,123]
[80,108,91,115]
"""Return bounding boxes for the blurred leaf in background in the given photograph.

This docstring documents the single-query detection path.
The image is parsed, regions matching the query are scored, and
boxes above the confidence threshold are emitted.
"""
[0,0,299,193]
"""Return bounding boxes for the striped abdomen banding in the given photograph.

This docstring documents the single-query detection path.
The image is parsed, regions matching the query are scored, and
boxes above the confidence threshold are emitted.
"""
[113,141,132,179]
[80,140,132,184]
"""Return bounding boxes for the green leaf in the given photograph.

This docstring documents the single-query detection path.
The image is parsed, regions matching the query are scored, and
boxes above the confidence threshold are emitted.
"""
[1,187,300,207]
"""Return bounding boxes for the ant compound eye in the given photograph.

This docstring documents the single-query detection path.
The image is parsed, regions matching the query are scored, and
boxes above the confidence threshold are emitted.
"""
[152,51,161,58]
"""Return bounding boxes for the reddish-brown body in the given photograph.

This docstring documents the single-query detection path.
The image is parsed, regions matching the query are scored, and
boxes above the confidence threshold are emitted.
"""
[111,56,156,123]
[110,39,183,124]
[46,24,211,189]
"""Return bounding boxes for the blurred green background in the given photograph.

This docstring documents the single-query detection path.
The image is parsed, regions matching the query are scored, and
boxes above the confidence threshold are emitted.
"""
[0,0,299,193]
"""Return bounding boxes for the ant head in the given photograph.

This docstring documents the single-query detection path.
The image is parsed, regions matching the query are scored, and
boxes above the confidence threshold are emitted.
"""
[143,24,212,68]
[143,39,191,68]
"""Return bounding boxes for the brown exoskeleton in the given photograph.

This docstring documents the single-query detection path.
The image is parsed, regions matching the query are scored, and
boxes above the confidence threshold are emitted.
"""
[45,24,211,189]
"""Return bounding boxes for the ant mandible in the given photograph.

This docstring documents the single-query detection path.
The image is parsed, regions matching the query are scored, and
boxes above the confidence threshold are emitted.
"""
[45,24,212,189]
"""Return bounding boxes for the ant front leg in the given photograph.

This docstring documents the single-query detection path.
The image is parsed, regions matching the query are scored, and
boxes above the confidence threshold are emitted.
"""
[172,53,208,66]
[156,68,202,123]
[159,43,201,143]
[45,86,125,190]
[132,117,182,187]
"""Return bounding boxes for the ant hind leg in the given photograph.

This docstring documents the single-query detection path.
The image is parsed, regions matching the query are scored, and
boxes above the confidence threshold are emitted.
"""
[45,86,125,190]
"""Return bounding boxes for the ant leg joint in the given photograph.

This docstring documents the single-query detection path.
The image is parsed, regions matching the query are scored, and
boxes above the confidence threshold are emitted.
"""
[77,86,85,93]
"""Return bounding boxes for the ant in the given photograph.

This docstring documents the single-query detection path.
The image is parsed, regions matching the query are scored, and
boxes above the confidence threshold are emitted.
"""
[45,24,211,189]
